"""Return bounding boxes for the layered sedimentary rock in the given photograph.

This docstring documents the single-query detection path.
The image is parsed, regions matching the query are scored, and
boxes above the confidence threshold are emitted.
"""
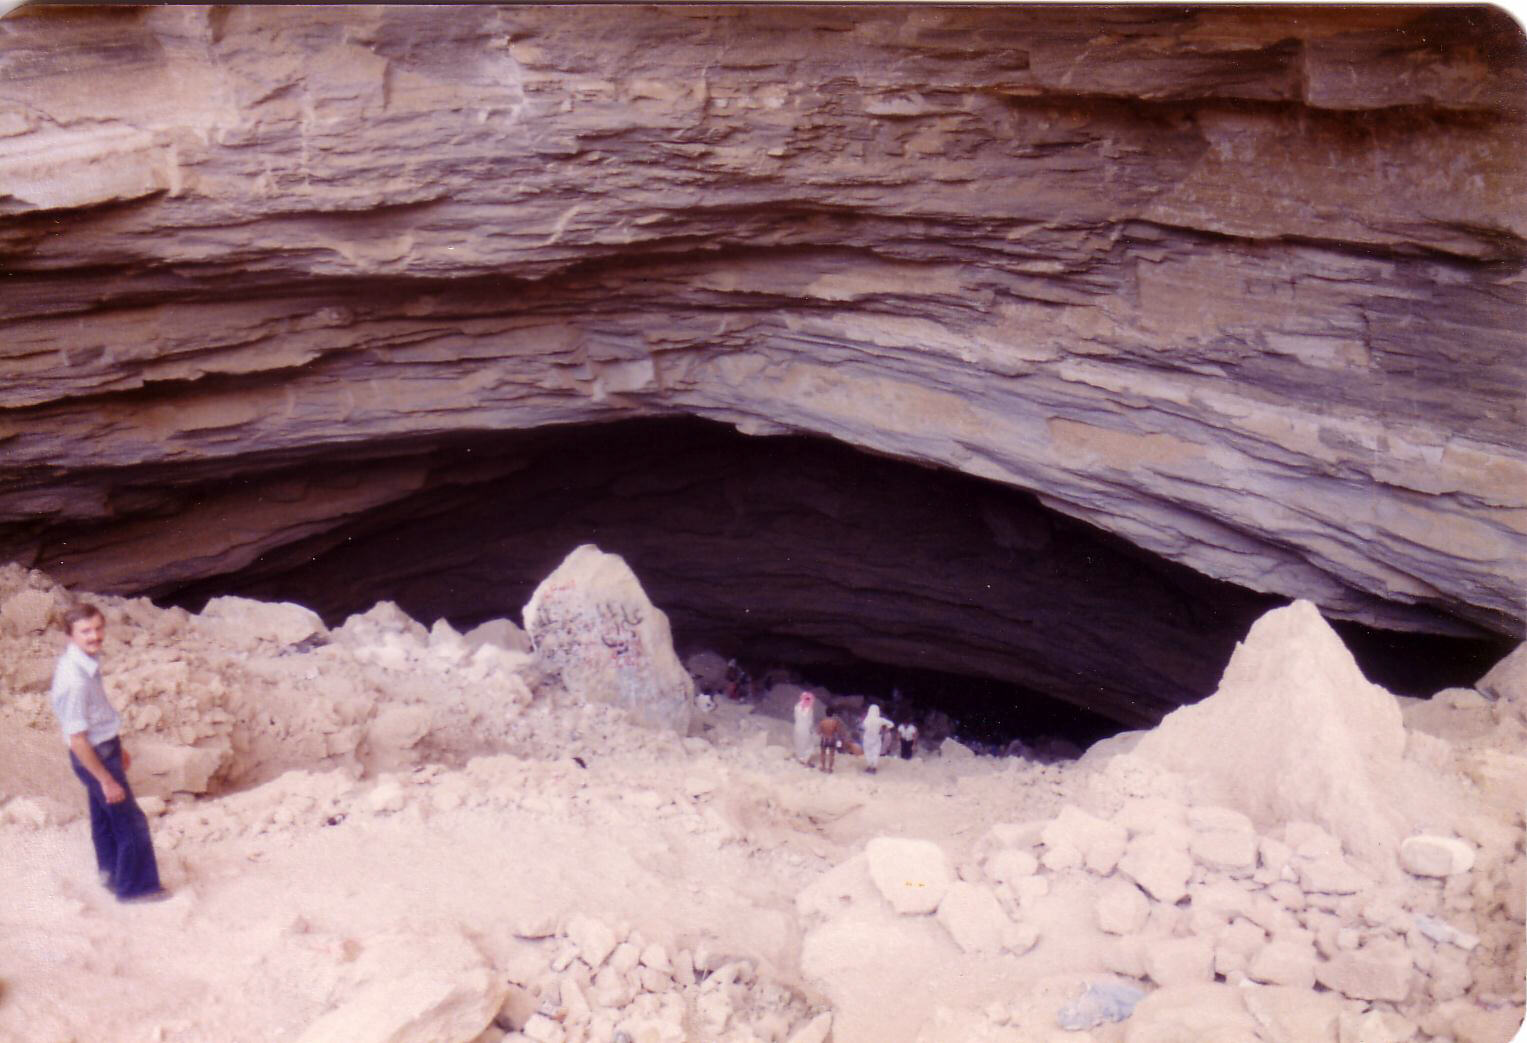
[1,6,1524,710]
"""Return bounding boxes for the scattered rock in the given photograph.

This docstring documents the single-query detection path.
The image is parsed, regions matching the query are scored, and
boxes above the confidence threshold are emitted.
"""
[565,915,618,970]
[1189,829,1257,875]
[1398,835,1476,878]
[1042,805,1128,876]
[1118,833,1193,905]
[1313,940,1414,1002]
[935,882,1007,953]
[1143,937,1215,987]
[1095,879,1151,936]
[1246,938,1318,989]
[1240,985,1341,1043]
[865,837,952,915]
[293,969,505,1043]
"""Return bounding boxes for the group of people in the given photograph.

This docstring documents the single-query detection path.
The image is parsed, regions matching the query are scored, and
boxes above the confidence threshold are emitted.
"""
[793,689,919,774]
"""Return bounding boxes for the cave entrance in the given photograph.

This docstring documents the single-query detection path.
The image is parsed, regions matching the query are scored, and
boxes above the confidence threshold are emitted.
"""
[155,416,1511,751]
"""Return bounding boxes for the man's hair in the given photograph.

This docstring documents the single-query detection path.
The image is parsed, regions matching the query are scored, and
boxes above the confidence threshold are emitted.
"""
[61,602,104,631]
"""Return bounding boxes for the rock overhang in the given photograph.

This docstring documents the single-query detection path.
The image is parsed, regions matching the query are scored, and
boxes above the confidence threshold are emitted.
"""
[0,4,1523,721]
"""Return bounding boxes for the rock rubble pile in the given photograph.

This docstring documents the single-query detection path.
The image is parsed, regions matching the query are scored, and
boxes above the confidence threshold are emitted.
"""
[0,548,1523,1042]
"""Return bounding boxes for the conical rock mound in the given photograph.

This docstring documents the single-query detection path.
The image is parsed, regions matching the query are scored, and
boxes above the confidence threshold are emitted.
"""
[523,544,694,733]
[1133,599,1408,871]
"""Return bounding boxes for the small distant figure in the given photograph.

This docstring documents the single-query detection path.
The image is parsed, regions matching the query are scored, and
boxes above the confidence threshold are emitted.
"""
[881,721,898,758]
[817,714,847,774]
[898,720,919,760]
[722,657,751,700]
[862,704,893,774]
[793,689,817,764]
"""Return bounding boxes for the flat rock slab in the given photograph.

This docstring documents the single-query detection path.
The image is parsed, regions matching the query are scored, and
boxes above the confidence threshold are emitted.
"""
[865,837,952,915]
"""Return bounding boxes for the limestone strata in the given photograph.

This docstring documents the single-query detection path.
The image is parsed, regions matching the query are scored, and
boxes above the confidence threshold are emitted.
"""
[1,5,1524,642]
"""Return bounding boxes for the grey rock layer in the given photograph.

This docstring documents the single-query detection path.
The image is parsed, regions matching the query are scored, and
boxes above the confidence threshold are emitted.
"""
[1,6,1524,640]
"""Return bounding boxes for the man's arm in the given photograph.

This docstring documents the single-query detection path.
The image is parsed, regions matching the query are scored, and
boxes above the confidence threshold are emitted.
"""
[68,732,126,804]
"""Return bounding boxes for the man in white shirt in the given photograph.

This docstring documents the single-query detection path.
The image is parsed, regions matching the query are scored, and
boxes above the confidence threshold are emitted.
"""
[898,720,919,760]
[50,603,167,902]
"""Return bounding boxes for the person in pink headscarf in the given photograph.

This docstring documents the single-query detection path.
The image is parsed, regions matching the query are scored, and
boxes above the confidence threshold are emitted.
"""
[793,689,817,765]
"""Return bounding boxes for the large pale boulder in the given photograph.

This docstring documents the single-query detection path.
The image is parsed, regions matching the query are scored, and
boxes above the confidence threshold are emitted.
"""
[200,595,327,648]
[1132,600,1410,871]
[293,969,504,1043]
[522,545,693,733]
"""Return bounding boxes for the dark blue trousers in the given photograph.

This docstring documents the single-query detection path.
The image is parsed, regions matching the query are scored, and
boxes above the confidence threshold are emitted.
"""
[69,736,162,900]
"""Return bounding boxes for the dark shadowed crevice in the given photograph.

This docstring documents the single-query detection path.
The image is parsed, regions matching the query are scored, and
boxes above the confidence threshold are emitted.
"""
[138,416,1512,745]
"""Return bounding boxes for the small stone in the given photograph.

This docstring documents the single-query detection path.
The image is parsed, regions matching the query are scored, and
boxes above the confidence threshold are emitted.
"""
[1427,948,1472,1002]
[1413,913,1480,951]
[1399,835,1476,878]
[1337,1007,1416,1043]
[591,965,634,1009]
[1143,936,1215,986]
[671,950,695,987]
[523,1013,565,1043]
[1314,940,1414,1001]
[1095,879,1150,935]
[935,882,1008,954]
[1118,833,1193,904]
[1246,939,1318,989]
[1266,881,1305,911]
[1240,985,1341,1043]
[785,1012,832,1043]
[1010,874,1050,906]
[694,989,731,1034]
[637,943,670,973]
[1040,840,1083,873]
[1299,855,1368,895]
[366,780,406,814]
[514,912,560,940]
[1000,921,1039,956]
[1187,806,1255,834]
[1041,805,1128,875]
[1284,822,1341,860]
[1190,830,1258,874]
[985,848,1038,884]
[566,916,618,971]
[497,984,539,1031]
[609,943,641,975]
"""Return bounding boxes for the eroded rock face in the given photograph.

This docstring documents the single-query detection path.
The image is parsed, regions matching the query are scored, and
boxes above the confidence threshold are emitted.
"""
[1,7,1523,663]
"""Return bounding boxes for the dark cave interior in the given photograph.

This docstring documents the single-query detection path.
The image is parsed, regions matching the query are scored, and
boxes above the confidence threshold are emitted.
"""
[147,416,1512,749]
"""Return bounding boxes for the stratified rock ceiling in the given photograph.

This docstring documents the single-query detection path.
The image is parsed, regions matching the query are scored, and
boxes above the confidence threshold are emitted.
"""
[1,6,1524,721]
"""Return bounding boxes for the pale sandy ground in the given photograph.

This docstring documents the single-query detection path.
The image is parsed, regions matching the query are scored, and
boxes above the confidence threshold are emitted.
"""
[0,557,1523,1043]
